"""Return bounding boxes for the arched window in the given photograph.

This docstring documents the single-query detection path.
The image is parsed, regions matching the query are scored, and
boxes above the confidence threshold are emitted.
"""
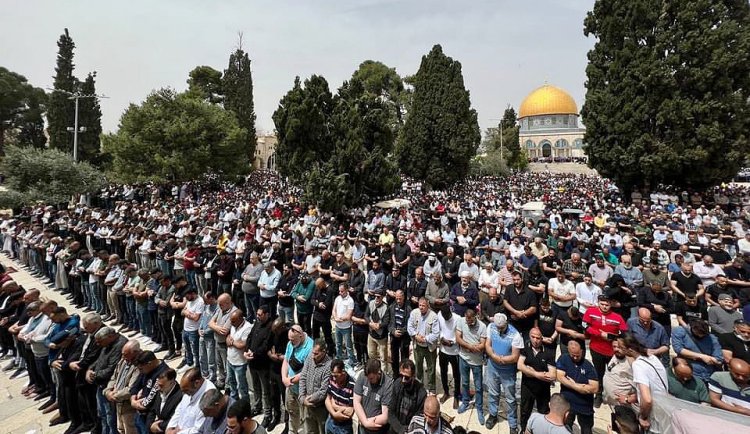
[574,139,583,148]
[555,139,568,148]
[526,140,535,149]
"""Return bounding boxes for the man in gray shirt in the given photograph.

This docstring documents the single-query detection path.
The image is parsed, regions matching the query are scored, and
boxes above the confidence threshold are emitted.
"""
[354,359,393,434]
[526,393,573,434]
[207,294,237,389]
[709,293,743,334]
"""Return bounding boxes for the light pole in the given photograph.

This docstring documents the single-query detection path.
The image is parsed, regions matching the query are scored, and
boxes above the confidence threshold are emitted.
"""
[47,88,107,162]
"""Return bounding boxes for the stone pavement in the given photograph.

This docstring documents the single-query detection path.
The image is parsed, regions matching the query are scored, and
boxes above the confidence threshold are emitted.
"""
[0,255,612,434]
[529,162,597,175]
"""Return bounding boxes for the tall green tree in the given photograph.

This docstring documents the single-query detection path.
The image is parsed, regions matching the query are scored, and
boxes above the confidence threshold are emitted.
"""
[272,75,335,183]
[47,28,78,154]
[76,72,103,164]
[351,60,408,128]
[0,67,47,153]
[223,48,257,160]
[102,88,249,183]
[394,44,480,188]
[499,106,526,170]
[582,0,750,194]
[187,65,224,104]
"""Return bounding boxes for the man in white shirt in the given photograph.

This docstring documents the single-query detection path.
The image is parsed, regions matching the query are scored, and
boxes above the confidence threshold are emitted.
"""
[332,283,356,367]
[181,286,205,372]
[437,305,461,409]
[226,310,252,401]
[478,262,499,306]
[165,367,216,434]
[548,269,576,316]
[575,274,602,315]
[692,254,725,287]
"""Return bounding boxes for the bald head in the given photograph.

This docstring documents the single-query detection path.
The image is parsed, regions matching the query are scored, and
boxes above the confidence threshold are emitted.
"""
[672,357,693,382]
[638,308,652,321]
[2,280,19,292]
[423,395,440,429]
[729,358,750,378]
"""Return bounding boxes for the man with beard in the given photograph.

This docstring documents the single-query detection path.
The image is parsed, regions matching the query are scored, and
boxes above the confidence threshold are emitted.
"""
[299,339,332,434]
[244,305,274,426]
[449,272,479,318]
[583,295,628,407]
[388,289,411,377]
[207,293,237,390]
[440,247,461,286]
[311,277,335,356]
[719,319,750,364]
[130,351,169,434]
[556,341,598,434]
[384,265,407,304]
[708,358,750,415]
[63,311,101,431]
[87,326,128,434]
[103,340,143,434]
[425,272,450,313]
[354,359,393,434]
[387,360,427,434]
[406,267,429,310]
[324,359,356,434]
[638,281,673,335]
[283,324,314,434]
[602,338,636,409]
[672,319,724,383]
[518,327,557,433]
[267,318,289,431]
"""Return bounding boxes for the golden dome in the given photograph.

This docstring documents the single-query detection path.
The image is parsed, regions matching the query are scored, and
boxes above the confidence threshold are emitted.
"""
[518,84,578,118]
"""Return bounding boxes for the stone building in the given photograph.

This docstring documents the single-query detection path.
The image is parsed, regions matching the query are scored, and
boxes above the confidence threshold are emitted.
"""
[253,134,277,170]
[518,84,586,160]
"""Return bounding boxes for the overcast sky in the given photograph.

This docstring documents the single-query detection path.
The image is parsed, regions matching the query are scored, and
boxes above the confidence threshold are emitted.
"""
[1,0,595,135]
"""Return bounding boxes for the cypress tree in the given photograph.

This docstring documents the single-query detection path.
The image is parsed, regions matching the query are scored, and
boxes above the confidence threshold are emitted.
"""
[394,44,480,188]
[77,72,103,164]
[47,28,78,154]
[223,48,257,161]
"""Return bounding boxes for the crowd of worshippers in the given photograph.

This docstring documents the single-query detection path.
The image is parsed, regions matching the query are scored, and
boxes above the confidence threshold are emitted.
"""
[0,171,749,434]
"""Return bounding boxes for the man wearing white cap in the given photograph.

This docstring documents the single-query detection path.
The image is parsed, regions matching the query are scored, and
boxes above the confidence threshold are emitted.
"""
[484,313,524,433]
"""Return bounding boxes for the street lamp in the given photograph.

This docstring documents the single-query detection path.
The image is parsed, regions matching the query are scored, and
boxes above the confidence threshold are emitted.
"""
[47,88,107,162]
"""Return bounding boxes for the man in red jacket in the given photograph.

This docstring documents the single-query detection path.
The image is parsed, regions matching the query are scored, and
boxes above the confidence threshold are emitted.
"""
[582,294,627,407]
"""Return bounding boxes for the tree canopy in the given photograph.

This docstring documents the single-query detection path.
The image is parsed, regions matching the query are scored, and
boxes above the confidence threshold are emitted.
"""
[187,65,224,104]
[0,67,47,153]
[582,0,750,193]
[0,145,105,208]
[273,73,399,211]
[102,88,249,183]
[394,44,480,189]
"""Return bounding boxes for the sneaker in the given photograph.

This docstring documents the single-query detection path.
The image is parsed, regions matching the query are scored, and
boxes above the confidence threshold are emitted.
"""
[176,360,188,369]
[177,364,191,374]
[486,415,498,430]
[477,410,485,425]
[509,427,519,434]
[457,402,469,414]
[164,352,177,360]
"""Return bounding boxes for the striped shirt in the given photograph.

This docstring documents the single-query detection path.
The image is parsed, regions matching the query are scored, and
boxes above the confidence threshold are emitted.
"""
[327,374,355,407]
[406,415,454,434]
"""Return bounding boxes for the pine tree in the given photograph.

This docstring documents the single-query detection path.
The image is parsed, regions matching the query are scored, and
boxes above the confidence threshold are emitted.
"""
[47,28,78,153]
[76,72,103,164]
[582,0,750,194]
[223,48,257,161]
[394,44,480,188]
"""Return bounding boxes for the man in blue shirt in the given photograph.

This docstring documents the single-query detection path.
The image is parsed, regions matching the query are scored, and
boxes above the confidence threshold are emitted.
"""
[627,307,670,367]
[484,313,524,434]
[556,341,598,434]
[671,319,724,383]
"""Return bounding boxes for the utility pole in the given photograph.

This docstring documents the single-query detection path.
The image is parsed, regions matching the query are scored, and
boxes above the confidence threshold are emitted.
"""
[48,88,107,162]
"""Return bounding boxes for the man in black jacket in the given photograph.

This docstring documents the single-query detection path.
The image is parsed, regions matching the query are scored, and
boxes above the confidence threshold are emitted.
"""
[69,312,104,432]
[87,326,127,434]
[131,351,169,434]
[388,359,427,434]
[145,368,183,433]
[388,290,412,377]
[244,305,274,427]
[311,278,335,356]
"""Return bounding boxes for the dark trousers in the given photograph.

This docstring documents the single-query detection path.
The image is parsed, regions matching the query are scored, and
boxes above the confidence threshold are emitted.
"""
[390,335,410,377]
[62,380,81,426]
[354,331,369,364]
[158,312,175,352]
[77,383,99,428]
[566,411,593,434]
[22,346,39,389]
[520,382,551,431]
[438,352,461,399]
[171,311,183,351]
[34,356,52,393]
[298,312,312,335]
[260,296,278,318]
[591,350,608,394]
[312,317,334,356]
